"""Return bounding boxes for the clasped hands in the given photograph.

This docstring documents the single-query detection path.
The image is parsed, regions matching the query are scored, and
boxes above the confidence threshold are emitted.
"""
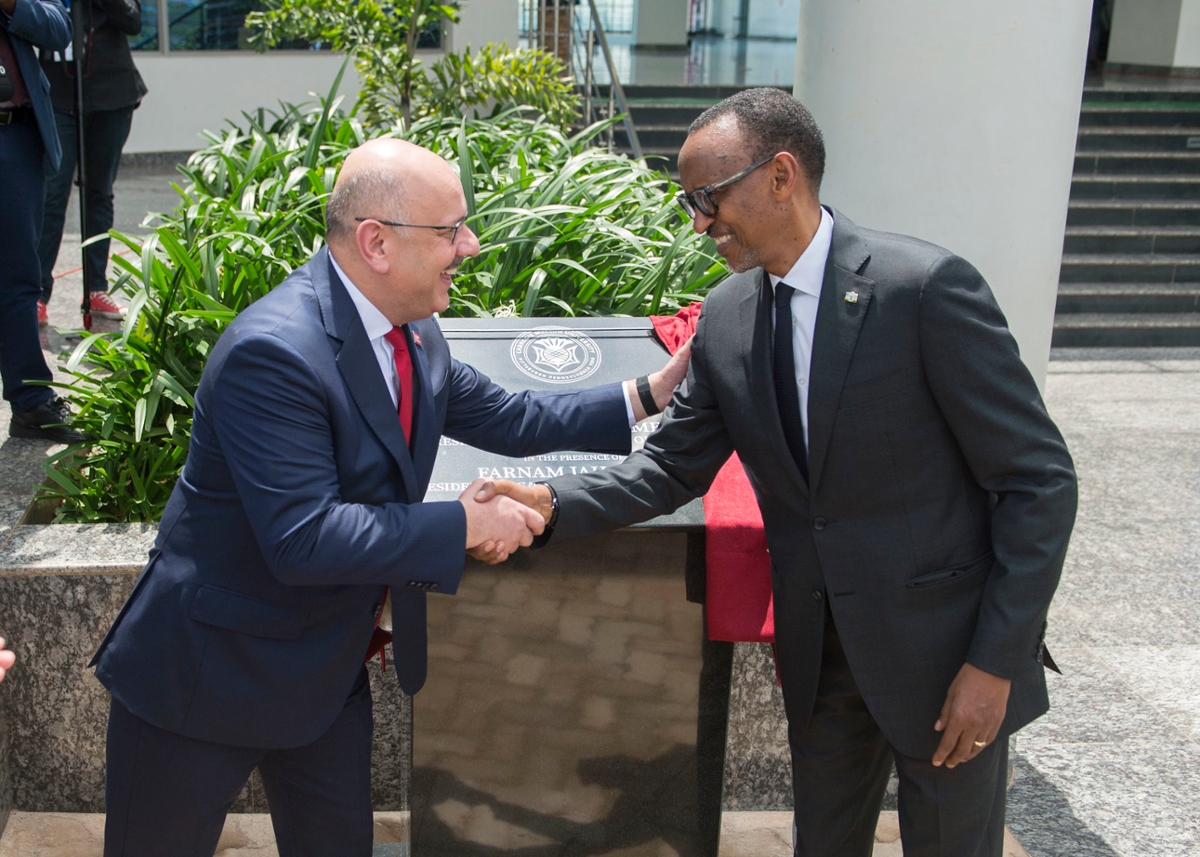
[458,339,692,564]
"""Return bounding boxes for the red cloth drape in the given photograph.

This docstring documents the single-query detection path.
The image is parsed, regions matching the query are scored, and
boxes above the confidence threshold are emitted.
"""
[650,304,775,643]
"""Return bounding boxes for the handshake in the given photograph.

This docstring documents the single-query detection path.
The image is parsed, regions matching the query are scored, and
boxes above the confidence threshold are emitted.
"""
[457,478,554,564]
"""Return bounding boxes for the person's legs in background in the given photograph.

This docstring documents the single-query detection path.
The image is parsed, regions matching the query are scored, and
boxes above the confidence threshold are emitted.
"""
[1,115,89,443]
[36,109,76,326]
[0,118,56,413]
[37,106,133,322]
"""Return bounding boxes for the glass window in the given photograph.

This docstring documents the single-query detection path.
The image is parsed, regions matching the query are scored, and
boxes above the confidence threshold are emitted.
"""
[163,1,442,52]
[128,0,159,51]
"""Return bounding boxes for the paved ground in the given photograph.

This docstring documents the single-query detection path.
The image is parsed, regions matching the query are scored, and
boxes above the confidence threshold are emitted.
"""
[1,168,1198,854]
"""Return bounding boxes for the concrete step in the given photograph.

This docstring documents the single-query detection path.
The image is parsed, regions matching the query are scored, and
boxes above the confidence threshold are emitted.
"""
[1081,88,1200,103]
[1070,174,1200,200]
[627,104,710,126]
[1067,200,1200,226]
[1051,312,1200,347]
[614,84,791,100]
[1062,225,1200,254]
[615,125,690,149]
[1079,105,1200,127]
[1055,282,1200,313]
[1074,151,1200,176]
[1059,253,1200,282]
[1076,127,1200,152]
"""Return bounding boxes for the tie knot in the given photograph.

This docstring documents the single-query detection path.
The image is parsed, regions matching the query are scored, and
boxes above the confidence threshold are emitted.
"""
[384,326,407,350]
[775,283,795,308]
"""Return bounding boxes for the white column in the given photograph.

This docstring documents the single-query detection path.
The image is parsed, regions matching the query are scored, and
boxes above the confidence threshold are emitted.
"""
[794,1,1091,387]
[634,0,689,47]
[1174,0,1200,66]
[1108,0,1182,67]
[451,0,520,51]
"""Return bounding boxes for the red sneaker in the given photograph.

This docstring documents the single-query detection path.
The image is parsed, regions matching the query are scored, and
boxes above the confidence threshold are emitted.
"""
[85,291,127,320]
[36,300,48,327]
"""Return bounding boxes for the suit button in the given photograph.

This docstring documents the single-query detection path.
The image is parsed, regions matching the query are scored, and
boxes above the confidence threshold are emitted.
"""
[812,590,823,602]
[813,518,826,531]
[427,583,439,592]
[373,604,382,617]
[406,581,419,589]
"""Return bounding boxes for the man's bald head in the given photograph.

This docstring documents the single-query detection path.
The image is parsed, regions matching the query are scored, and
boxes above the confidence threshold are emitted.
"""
[325,139,457,243]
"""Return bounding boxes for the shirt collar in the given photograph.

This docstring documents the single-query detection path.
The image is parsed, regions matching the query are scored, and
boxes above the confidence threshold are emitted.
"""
[329,251,395,341]
[768,206,835,298]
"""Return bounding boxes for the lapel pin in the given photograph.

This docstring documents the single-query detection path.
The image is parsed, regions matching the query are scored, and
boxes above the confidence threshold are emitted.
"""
[844,291,859,304]
[413,332,422,347]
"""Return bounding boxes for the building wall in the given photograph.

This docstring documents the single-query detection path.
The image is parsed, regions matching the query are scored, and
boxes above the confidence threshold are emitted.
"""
[795,0,1091,386]
[125,53,361,154]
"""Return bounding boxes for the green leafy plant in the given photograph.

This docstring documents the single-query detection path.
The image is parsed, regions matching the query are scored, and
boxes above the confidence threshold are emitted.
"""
[42,93,724,523]
[246,0,579,128]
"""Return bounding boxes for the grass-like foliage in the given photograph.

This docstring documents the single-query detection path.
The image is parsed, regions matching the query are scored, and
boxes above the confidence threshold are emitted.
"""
[41,79,724,523]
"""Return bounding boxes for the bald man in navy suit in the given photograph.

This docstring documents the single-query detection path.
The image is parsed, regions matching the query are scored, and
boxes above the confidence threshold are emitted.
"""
[91,139,690,857]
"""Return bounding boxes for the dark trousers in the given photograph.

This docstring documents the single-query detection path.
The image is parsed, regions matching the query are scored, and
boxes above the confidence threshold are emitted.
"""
[789,610,1008,857]
[38,107,134,301]
[104,668,375,857]
[0,119,55,412]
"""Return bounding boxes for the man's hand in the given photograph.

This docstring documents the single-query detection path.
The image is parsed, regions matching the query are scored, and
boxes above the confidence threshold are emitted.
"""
[474,480,554,526]
[0,0,16,17]
[458,478,544,565]
[932,662,1011,768]
[626,336,693,422]
[0,638,15,684]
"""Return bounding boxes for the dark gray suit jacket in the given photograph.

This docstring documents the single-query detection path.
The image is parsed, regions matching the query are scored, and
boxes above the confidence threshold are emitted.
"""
[549,210,1077,758]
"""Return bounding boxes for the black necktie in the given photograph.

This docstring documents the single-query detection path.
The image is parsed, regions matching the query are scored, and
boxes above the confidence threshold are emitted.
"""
[773,284,809,483]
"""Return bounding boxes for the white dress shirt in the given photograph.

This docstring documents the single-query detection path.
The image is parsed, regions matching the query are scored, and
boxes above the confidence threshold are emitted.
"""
[767,206,835,450]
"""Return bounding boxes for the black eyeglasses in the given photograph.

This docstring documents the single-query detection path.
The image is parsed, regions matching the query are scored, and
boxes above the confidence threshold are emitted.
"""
[675,154,778,219]
[354,216,466,243]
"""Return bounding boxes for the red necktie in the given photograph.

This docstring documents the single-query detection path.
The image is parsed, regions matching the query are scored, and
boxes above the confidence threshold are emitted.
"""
[366,326,415,671]
[383,326,413,444]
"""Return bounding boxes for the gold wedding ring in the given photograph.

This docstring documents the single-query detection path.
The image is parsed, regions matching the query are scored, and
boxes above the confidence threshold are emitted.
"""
[973,740,987,747]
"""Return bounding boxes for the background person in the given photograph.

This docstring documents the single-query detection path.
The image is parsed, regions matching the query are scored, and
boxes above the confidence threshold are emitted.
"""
[0,0,88,443]
[485,88,1077,857]
[36,0,146,324]
[89,138,688,857]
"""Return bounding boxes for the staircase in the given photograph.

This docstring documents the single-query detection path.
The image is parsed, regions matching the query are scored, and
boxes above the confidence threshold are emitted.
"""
[1056,85,1200,346]
[605,85,792,177]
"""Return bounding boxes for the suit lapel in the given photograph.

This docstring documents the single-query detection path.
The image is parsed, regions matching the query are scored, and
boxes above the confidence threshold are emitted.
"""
[806,213,874,495]
[744,270,811,496]
[317,251,421,502]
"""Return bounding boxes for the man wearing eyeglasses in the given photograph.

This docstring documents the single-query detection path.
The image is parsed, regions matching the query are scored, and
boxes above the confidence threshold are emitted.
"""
[89,138,690,857]
[483,88,1077,856]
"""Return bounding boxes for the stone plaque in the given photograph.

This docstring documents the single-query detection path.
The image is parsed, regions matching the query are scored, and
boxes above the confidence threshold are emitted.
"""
[413,319,725,857]
[425,318,703,530]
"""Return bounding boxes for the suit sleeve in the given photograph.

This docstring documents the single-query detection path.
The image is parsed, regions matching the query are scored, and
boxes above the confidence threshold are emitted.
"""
[205,332,468,593]
[442,361,632,457]
[548,307,735,540]
[4,0,71,51]
[918,254,1077,680]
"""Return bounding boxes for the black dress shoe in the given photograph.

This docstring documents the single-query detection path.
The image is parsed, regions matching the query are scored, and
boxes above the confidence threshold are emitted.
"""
[10,396,92,443]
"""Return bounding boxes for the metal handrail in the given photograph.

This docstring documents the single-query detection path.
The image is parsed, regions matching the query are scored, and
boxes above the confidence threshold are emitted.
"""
[522,0,643,160]
[580,0,642,159]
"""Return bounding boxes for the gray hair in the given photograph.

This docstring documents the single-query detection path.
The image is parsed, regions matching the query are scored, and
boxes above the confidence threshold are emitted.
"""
[325,166,410,242]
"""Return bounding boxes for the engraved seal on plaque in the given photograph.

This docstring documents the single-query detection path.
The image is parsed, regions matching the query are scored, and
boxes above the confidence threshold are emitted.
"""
[510,327,602,384]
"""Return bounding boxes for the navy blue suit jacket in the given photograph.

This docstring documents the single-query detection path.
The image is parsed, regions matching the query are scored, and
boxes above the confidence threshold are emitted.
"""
[2,0,70,169]
[92,248,631,749]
